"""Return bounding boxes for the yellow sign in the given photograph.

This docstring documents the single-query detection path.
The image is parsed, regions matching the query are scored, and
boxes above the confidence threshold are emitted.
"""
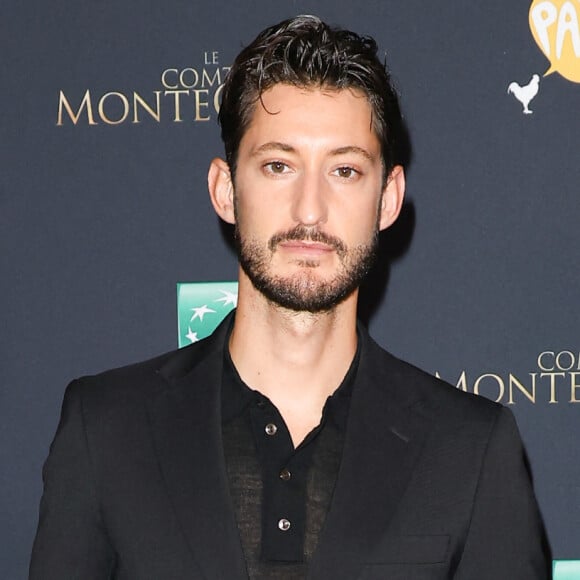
[529,0,580,82]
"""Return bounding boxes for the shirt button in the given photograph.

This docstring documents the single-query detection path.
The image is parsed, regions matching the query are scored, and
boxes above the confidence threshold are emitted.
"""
[265,423,278,436]
[278,518,291,531]
[279,468,291,481]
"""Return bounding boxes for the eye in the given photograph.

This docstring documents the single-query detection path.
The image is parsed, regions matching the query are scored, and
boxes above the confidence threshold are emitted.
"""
[333,166,360,179]
[263,161,290,175]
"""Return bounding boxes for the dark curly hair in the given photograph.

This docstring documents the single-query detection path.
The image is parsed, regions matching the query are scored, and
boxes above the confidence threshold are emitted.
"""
[218,15,403,183]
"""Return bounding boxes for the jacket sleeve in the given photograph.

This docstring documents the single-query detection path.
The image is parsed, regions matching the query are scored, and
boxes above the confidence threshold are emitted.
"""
[29,380,116,579]
[454,407,551,579]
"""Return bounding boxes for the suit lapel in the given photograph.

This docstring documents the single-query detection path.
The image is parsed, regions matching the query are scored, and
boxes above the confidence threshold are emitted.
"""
[308,332,432,579]
[146,318,247,580]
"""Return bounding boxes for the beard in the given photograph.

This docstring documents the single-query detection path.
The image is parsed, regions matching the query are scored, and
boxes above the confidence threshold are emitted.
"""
[235,223,378,313]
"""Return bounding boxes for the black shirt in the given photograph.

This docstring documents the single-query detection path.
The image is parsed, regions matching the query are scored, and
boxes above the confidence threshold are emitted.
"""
[221,341,360,579]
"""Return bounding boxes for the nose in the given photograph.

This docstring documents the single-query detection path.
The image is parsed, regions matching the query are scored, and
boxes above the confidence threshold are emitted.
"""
[290,172,328,226]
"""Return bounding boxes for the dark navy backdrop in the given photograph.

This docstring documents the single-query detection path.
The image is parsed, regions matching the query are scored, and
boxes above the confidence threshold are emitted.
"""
[2,1,579,577]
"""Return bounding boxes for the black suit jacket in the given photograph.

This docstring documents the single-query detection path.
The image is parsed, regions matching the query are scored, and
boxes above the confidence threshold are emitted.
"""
[30,316,550,579]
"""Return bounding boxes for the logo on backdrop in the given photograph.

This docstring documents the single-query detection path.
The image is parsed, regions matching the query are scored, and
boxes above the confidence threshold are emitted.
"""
[436,349,580,405]
[507,0,580,114]
[56,51,230,126]
[176,282,238,348]
[507,74,541,114]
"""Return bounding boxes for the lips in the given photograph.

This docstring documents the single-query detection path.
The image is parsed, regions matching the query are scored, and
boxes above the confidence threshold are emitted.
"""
[268,225,347,258]
[278,240,334,254]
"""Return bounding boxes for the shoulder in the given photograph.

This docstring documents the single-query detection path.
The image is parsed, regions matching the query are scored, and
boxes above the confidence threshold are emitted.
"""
[362,330,503,425]
[362,336,527,467]
[63,330,221,414]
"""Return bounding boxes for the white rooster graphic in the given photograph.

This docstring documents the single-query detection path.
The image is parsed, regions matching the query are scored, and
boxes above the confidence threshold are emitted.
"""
[507,74,540,114]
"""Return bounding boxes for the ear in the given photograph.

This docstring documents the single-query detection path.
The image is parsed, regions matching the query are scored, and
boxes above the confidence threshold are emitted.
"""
[378,165,405,231]
[208,158,235,224]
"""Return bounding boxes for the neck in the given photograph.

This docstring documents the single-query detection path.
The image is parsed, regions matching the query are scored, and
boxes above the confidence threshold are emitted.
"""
[229,271,358,445]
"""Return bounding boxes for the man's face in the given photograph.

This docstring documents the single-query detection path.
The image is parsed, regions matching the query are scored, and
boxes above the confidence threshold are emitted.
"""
[227,84,397,312]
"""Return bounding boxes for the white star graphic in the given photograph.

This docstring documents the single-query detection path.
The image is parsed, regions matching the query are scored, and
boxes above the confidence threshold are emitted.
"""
[190,304,216,322]
[215,289,238,307]
[185,327,199,343]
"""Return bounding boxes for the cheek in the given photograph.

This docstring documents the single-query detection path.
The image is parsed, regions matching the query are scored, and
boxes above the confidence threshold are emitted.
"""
[235,187,292,235]
[234,198,275,241]
[339,203,381,242]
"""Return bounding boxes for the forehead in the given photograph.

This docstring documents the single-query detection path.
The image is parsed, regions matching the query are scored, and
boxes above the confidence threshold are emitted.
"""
[239,84,380,155]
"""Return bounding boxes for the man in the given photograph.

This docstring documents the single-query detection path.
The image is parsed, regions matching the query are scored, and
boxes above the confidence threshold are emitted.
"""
[30,15,550,580]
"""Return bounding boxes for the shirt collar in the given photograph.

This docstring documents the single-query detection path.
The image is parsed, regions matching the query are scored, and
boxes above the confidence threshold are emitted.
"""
[221,326,361,431]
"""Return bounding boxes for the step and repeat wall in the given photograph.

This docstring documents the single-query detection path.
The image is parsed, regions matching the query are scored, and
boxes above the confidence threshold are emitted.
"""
[2,0,579,577]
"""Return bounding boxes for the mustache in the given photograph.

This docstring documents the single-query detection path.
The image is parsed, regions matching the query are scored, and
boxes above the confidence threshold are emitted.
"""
[268,225,347,257]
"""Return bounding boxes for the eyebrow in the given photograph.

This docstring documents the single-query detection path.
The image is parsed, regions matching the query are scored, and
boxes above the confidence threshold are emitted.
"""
[251,142,296,156]
[251,142,375,161]
[330,145,375,162]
